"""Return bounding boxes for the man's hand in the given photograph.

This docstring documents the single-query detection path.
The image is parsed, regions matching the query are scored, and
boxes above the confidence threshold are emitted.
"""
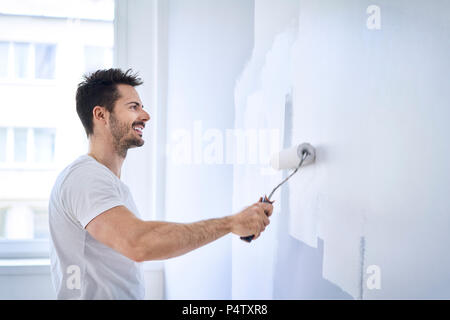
[230,198,273,240]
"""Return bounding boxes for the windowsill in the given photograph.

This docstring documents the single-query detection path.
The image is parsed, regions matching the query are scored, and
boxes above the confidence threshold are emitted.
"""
[0,258,51,275]
[0,258,164,275]
[0,164,58,171]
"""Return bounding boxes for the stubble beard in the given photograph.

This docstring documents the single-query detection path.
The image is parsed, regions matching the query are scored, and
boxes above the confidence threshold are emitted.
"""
[109,113,144,158]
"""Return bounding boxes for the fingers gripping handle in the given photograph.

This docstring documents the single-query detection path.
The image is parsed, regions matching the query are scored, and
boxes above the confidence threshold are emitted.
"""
[240,196,273,243]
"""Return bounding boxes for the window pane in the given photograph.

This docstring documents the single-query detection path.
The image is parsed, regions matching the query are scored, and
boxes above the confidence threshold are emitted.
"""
[0,0,114,248]
[14,42,30,78]
[35,43,56,79]
[14,128,27,162]
[0,127,6,162]
[0,42,8,77]
[0,208,7,239]
[33,208,49,239]
[3,205,33,239]
[34,128,55,163]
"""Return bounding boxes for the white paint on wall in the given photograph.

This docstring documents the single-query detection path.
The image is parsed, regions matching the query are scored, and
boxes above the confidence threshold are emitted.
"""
[231,0,300,299]
[163,0,254,299]
[233,0,450,299]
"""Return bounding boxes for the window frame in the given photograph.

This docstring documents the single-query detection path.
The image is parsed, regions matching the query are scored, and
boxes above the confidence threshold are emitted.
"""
[0,126,55,257]
[0,239,49,259]
[0,40,57,84]
[0,126,57,170]
[0,200,51,253]
[0,3,116,260]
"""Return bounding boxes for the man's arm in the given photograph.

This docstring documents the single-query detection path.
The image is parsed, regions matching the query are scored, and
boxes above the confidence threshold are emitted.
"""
[85,201,272,262]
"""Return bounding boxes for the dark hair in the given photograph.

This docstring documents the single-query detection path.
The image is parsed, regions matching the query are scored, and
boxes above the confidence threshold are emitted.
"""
[76,68,143,137]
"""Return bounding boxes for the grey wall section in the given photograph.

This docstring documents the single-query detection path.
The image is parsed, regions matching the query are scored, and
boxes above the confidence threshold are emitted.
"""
[273,90,351,299]
[163,0,254,299]
[274,238,352,299]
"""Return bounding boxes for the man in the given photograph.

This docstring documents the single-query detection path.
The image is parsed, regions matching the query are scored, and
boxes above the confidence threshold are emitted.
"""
[48,68,273,299]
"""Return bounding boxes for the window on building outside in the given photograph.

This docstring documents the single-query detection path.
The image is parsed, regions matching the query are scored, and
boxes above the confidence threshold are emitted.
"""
[0,127,6,162]
[34,128,56,163]
[13,127,28,163]
[35,43,57,79]
[0,127,56,165]
[0,208,7,238]
[0,41,8,77]
[13,42,30,79]
[0,42,57,80]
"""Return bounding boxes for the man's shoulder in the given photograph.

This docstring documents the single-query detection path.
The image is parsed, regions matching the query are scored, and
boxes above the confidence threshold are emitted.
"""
[59,154,91,177]
[56,155,112,188]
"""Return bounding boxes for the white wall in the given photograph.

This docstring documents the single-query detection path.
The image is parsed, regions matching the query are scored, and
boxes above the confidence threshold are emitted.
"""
[294,0,450,299]
[114,0,165,299]
[231,0,304,299]
[163,0,254,299]
[232,0,450,299]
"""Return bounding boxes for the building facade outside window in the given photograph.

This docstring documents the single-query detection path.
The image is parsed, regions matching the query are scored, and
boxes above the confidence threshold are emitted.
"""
[0,0,114,252]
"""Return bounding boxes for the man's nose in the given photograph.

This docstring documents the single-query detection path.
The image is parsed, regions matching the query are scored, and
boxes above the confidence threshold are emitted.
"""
[141,109,150,122]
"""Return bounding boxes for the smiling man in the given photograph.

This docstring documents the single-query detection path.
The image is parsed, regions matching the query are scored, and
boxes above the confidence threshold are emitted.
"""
[48,68,273,300]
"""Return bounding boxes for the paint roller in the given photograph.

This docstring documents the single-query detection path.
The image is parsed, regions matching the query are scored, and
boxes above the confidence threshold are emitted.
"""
[240,143,316,243]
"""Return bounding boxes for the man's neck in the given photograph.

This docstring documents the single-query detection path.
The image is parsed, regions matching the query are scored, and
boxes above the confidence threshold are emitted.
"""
[88,137,125,179]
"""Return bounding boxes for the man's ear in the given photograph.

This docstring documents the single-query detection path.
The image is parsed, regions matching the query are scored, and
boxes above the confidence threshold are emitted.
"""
[92,106,107,123]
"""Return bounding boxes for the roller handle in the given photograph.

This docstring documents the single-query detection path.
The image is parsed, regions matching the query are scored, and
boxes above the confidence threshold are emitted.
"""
[240,195,273,243]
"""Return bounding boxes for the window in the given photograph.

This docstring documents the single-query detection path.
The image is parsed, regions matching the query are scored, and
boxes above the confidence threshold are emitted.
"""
[13,127,28,162]
[0,127,56,242]
[13,42,30,79]
[0,127,6,162]
[0,127,56,166]
[0,0,114,257]
[0,202,49,240]
[0,41,8,77]
[0,208,7,238]
[32,207,50,239]
[0,41,57,80]
[34,43,56,79]
[34,128,55,163]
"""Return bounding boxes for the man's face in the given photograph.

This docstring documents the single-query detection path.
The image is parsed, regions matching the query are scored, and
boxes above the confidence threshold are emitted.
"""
[107,84,150,155]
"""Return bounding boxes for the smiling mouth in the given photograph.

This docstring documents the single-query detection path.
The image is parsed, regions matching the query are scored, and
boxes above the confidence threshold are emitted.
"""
[133,125,144,136]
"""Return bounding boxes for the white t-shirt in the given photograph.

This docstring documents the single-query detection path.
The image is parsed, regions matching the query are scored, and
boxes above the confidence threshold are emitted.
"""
[48,154,145,299]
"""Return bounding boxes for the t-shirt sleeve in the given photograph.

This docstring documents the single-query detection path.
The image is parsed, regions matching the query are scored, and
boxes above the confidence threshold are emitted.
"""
[61,165,125,229]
